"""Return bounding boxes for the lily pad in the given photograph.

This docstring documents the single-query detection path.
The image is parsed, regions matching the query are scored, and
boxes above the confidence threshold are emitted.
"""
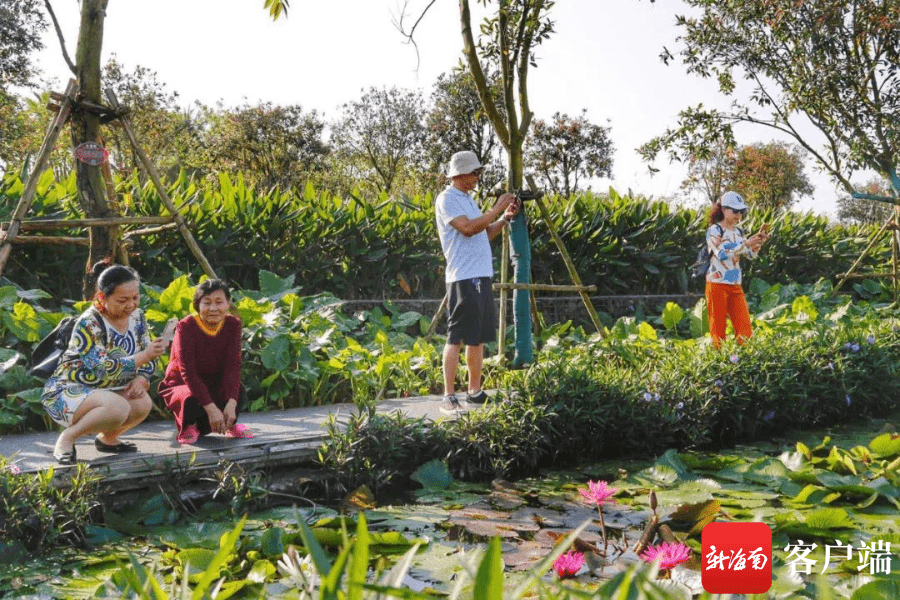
[411,459,453,490]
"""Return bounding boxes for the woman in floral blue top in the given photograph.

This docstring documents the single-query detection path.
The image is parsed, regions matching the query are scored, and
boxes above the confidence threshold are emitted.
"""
[42,261,168,464]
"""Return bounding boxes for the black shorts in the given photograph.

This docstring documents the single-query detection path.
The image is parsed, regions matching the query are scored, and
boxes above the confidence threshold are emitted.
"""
[446,277,496,346]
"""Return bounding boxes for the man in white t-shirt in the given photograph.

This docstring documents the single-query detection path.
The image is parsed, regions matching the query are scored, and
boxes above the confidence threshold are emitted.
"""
[435,151,520,414]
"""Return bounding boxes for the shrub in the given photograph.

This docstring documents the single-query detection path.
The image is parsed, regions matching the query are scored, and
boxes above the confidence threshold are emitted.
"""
[0,458,102,552]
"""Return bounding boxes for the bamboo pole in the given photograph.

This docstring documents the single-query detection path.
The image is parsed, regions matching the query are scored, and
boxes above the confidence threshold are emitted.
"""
[107,90,218,280]
[12,236,90,246]
[841,272,896,280]
[497,226,509,361]
[525,176,606,336]
[100,155,129,265]
[425,293,449,342]
[894,209,900,302]
[124,222,180,238]
[0,80,78,278]
[2,216,173,231]
[493,283,597,292]
[831,220,893,296]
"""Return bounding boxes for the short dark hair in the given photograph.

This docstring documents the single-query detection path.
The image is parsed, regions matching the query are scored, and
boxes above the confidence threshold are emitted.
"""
[91,260,139,297]
[192,279,232,312]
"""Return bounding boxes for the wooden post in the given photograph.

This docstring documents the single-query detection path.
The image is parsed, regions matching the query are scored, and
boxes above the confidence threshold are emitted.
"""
[0,80,78,278]
[526,176,606,336]
[106,90,218,280]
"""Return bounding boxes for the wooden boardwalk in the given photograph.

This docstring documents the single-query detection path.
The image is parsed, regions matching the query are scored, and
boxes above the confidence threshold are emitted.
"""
[0,395,453,492]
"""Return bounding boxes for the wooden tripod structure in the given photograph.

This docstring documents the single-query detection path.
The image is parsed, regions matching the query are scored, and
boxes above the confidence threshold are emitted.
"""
[0,79,216,288]
[832,179,900,301]
[426,175,607,357]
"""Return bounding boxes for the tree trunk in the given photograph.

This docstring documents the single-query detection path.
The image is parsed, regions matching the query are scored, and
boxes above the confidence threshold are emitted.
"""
[506,136,533,365]
[72,0,116,298]
[459,0,537,365]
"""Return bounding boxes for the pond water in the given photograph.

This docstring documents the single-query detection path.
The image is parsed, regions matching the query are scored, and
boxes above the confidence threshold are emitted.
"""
[5,412,900,598]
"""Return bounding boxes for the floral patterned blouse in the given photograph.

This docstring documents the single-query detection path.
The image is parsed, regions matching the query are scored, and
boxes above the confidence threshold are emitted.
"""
[705,224,757,286]
[44,307,157,392]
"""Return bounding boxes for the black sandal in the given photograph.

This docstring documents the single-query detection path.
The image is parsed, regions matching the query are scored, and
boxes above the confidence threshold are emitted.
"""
[95,437,138,453]
[53,446,77,465]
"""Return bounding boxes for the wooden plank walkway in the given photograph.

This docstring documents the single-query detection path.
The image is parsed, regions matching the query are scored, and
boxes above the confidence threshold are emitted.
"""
[0,395,457,491]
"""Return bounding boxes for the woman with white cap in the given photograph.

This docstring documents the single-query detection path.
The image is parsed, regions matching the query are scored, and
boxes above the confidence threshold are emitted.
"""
[704,191,769,348]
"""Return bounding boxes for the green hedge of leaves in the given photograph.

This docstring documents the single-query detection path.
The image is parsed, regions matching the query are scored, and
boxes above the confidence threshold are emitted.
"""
[0,171,889,300]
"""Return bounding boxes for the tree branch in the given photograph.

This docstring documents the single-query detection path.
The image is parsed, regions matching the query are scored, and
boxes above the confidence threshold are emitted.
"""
[393,0,440,72]
[44,0,76,75]
[459,0,510,145]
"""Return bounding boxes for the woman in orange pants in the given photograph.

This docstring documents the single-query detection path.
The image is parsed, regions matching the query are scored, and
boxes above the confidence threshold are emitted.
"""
[704,191,769,348]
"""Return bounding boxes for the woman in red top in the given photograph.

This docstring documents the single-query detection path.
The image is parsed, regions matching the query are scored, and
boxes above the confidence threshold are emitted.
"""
[158,280,253,444]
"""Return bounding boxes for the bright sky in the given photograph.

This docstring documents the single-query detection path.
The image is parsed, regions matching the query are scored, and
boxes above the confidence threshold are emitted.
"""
[34,0,841,215]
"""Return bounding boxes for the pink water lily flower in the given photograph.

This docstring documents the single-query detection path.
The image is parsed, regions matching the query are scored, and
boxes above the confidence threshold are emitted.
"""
[579,480,618,506]
[553,550,585,579]
[640,542,692,571]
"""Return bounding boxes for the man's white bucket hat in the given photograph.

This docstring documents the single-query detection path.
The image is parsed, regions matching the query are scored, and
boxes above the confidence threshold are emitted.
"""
[447,151,483,177]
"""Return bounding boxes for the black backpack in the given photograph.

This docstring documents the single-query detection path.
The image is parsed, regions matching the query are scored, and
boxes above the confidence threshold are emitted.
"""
[690,224,725,280]
[27,310,104,379]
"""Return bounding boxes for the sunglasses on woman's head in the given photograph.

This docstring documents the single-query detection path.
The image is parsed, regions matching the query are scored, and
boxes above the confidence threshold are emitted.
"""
[729,207,746,215]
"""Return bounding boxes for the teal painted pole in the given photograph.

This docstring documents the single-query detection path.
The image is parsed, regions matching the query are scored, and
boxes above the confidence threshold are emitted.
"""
[509,211,533,366]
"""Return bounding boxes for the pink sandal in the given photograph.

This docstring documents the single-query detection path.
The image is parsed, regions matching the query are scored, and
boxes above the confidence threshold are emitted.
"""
[177,424,200,444]
[225,423,254,439]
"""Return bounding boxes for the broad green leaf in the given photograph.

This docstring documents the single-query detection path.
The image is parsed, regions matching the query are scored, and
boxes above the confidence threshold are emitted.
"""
[661,302,685,330]
[791,296,818,322]
[158,275,193,313]
[869,433,900,458]
[2,302,41,342]
[259,269,298,299]
[804,507,855,531]
[260,335,291,371]
[192,516,246,600]
[247,559,276,583]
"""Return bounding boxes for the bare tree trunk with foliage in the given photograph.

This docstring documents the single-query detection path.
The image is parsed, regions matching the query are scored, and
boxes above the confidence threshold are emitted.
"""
[451,0,553,365]
[72,0,116,297]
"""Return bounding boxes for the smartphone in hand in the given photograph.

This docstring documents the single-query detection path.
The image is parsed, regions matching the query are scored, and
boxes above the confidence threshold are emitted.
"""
[161,318,177,345]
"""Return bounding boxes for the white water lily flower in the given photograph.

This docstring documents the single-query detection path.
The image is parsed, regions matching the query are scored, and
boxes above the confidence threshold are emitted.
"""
[263,309,280,328]
[277,546,320,594]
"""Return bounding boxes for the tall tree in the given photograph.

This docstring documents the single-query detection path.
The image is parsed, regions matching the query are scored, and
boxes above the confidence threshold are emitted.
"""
[69,0,118,295]
[331,86,426,194]
[837,177,895,225]
[40,0,289,296]
[730,142,813,212]
[425,68,506,193]
[680,141,736,205]
[526,110,613,197]
[102,57,201,180]
[640,0,900,203]
[402,0,556,365]
[204,101,328,191]
[0,0,46,91]
[425,66,506,189]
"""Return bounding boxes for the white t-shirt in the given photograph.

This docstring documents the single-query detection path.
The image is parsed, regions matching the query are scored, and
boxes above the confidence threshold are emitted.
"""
[435,186,494,283]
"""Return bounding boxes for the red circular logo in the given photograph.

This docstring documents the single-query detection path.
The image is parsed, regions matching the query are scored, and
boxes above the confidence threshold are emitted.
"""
[73,142,109,166]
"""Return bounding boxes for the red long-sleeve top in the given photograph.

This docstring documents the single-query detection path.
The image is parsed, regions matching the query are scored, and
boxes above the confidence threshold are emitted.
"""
[158,314,242,407]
